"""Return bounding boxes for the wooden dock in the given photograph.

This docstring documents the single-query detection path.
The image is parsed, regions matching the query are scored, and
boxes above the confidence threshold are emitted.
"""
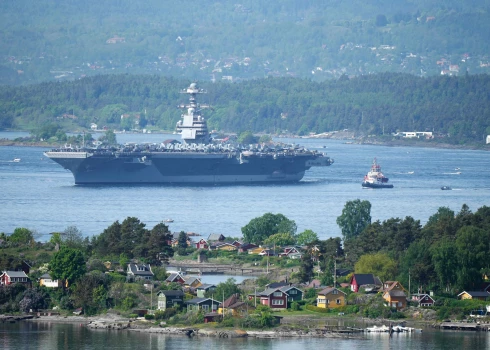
[438,322,489,331]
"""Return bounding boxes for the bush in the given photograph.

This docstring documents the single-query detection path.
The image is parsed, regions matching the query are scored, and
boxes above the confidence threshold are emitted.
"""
[144,314,155,320]
[290,302,300,311]
[306,305,330,313]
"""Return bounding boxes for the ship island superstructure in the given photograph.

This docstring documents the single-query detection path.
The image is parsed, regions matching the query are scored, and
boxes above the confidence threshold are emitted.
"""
[44,83,334,185]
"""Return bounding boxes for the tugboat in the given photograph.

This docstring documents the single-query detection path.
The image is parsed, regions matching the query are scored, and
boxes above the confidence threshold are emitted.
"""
[362,158,394,189]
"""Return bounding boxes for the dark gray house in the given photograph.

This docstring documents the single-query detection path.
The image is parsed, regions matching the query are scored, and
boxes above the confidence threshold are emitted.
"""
[185,297,220,312]
[157,290,185,311]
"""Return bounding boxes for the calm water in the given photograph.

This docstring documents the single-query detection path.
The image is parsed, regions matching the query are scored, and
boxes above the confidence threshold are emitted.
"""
[1,132,489,241]
[0,321,489,350]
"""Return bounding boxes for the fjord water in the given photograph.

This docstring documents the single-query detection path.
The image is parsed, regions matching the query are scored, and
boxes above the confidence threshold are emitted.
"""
[0,132,489,241]
[1,321,489,350]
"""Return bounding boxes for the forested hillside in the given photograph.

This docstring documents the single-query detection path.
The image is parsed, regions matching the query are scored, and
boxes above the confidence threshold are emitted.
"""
[1,0,490,85]
[1,73,489,145]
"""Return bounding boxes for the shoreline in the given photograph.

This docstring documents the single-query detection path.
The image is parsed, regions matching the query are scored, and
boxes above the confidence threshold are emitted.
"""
[19,313,435,339]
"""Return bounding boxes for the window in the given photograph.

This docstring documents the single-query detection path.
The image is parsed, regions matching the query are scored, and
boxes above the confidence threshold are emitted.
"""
[272,299,284,305]
[317,298,325,304]
[273,292,283,297]
[289,289,297,294]
[332,289,338,294]
[202,305,209,311]
[326,299,330,304]
[336,299,341,305]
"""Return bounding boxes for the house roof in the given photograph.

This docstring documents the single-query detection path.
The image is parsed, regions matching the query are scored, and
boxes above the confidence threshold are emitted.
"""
[458,291,490,298]
[1,271,28,278]
[40,273,53,279]
[157,290,184,297]
[279,285,302,294]
[385,290,407,297]
[238,243,258,251]
[222,293,246,309]
[267,281,289,289]
[258,288,285,297]
[351,274,380,286]
[184,276,201,285]
[196,283,216,291]
[318,287,346,296]
[207,233,225,241]
[305,279,322,288]
[127,263,153,276]
[166,272,185,282]
[185,297,220,305]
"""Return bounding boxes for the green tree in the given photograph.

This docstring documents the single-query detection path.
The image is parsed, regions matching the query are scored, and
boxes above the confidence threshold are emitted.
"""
[49,247,86,287]
[8,228,34,246]
[431,238,458,293]
[206,278,240,301]
[98,130,117,145]
[336,199,372,241]
[297,251,314,283]
[354,252,397,281]
[296,229,318,246]
[177,231,188,249]
[61,225,85,250]
[145,222,174,265]
[241,213,297,245]
[237,131,258,144]
[455,226,489,290]
[263,232,296,247]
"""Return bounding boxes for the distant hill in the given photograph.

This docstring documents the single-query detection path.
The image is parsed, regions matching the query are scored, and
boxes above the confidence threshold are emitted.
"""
[1,73,489,146]
[1,0,490,85]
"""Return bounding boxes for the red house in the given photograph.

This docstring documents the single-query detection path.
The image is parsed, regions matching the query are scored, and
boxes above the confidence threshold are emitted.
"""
[195,238,209,250]
[165,272,186,284]
[0,271,29,286]
[257,288,289,310]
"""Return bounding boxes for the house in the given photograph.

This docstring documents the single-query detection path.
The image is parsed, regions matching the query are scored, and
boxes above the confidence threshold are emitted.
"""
[279,285,303,302]
[411,293,435,307]
[207,233,225,242]
[349,274,382,293]
[279,246,303,259]
[305,279,323,289]
[126,263,153,281]
[165,272,186,284]
[238,243,258,253]
[382,281,407,310]
[196,283,217,298]
[256,288,289,310]
[218,293,250,316]
[157,290,184,311]
[258,249,275,256]
[183,276,202,289]
[195,238,209,250]
[383,290,407,310]
[39,273,62,288]
[317,287,347,309]
[203,312,222,323]
[248,247,265,255]
[0,271,29,286]
[458,291,490,301]
[185,297,220,312]
[211,242,237,251]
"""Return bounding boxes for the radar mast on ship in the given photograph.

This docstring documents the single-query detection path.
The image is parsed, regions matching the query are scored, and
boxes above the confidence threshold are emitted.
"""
[176,83,211,144]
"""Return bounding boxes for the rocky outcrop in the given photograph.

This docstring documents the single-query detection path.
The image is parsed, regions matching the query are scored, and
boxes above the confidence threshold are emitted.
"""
[87,320,130,330]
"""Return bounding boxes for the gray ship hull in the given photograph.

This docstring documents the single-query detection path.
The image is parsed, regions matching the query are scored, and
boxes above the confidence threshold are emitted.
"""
[44,150,326,184]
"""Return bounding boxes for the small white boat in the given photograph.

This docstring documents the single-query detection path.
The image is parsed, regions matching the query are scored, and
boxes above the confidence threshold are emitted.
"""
[13,158,21,162]
[164,219,174,223]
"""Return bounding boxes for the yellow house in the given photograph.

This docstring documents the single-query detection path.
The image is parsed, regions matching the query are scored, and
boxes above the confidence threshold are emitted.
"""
[458,291,490,301]
[381,281,407,310]
[183,276,202,288]
[317,287,346,309]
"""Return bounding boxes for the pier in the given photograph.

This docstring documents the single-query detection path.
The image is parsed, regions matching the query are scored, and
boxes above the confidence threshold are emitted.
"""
[436,322,490,331]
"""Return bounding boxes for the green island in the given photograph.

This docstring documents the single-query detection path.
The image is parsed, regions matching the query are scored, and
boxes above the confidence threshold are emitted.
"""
[1,203,489,336]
